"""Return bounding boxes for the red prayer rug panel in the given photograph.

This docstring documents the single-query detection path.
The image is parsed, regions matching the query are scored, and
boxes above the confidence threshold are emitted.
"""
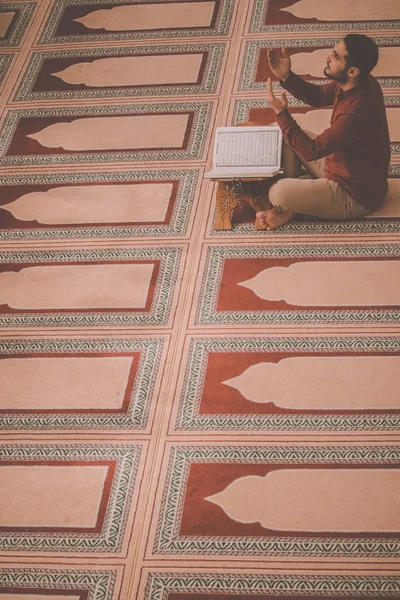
[149,443,400,559]
[250,0,400,35]
[173,336,400,433]
[14,44,225,102]
[194,244,400,327]
[39,0,234,44]
[180,463,399,538]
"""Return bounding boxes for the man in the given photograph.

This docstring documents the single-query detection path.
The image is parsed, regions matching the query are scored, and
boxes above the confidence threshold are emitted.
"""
[256,34,390,230]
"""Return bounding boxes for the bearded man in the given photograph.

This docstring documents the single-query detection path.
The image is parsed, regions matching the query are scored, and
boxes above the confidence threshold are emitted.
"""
[256,34,390,230]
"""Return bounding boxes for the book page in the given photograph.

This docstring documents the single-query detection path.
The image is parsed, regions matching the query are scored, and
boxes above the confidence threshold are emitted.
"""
[216,130,280,167]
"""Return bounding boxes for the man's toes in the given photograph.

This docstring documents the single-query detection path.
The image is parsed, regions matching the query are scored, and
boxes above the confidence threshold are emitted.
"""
[256,212,266,226]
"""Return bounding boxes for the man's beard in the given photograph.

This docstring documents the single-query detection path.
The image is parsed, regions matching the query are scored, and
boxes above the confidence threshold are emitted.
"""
[324,66,349,84]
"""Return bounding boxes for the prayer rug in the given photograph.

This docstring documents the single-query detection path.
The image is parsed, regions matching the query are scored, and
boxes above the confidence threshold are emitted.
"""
[0,169,200,241]
[0,442,146,555]
[14,44,226,102]
[194,243,400,327]
[39,0,235,44]
[0,336,167,433]
[173,335,400,434]
[0,246,184,329]
[0,102,214,167]
[149,442,400,559]
[250,0,400,35]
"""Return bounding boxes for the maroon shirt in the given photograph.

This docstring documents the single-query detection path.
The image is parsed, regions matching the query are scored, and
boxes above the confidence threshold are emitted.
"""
[276,72,390,209]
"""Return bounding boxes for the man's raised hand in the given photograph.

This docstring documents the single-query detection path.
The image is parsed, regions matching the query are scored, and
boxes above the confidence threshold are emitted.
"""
[267,48,291,81]
[266,78,288,114]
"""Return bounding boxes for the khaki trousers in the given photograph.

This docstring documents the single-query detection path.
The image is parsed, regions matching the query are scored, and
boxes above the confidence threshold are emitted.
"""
[269,132,370,219]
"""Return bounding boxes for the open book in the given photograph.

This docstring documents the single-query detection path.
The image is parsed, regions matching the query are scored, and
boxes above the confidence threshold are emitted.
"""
[204,126,283,180]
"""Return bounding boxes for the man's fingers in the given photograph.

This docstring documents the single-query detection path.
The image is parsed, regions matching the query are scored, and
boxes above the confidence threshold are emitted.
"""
[266,77,273,99]
[282,47,289,58]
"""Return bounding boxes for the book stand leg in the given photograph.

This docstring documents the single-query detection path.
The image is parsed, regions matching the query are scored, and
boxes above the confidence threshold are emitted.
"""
[214,179,268,230]
[215,181,239,230]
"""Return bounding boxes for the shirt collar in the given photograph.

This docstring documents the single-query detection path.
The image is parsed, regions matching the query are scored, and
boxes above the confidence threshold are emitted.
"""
[336,77,370,101]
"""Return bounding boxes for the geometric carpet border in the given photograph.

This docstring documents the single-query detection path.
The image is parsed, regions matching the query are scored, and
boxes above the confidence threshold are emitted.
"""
[0,443,143,553]
[196,244,400,327]
[0,3,35,47]
[209,217,400,236]
[14,43,225,102]
[0,55,14,88]
[175,336,400,432]
[39,0,235,44]
[249,0,400,34]
[153,444,400,558]
[0,568,117,600]
[0,102,213,167]
[0,337,164,431]
[143,571,400,598]
[0,246,182,329]
[0,169,199,241]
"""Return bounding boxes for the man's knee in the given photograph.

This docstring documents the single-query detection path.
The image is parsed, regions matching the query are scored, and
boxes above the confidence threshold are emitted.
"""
[269,178,298,211]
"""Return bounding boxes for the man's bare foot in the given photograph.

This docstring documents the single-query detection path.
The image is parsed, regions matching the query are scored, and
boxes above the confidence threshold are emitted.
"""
[256,208,294,230]
[256,210,269,228]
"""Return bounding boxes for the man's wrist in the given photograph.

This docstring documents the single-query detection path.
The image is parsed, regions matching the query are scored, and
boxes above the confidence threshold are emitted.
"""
[281,70,292,84]
[276,108,292,128]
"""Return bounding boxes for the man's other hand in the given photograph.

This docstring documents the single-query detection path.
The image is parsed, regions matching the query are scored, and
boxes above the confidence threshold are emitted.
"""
[267,48,291,81]
[266,78,288,114]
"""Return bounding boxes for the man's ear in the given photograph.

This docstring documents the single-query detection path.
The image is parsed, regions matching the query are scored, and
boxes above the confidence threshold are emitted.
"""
[348,66,360,80]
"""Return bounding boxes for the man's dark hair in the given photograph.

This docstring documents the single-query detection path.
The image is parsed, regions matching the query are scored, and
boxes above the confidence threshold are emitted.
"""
[343,34,379,79]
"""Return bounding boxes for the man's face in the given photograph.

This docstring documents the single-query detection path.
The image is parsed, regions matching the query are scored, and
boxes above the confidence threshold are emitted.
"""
[324,40,349,83]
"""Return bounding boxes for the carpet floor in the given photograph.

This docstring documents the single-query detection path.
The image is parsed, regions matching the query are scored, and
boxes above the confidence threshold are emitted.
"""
[0,1,399,598]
